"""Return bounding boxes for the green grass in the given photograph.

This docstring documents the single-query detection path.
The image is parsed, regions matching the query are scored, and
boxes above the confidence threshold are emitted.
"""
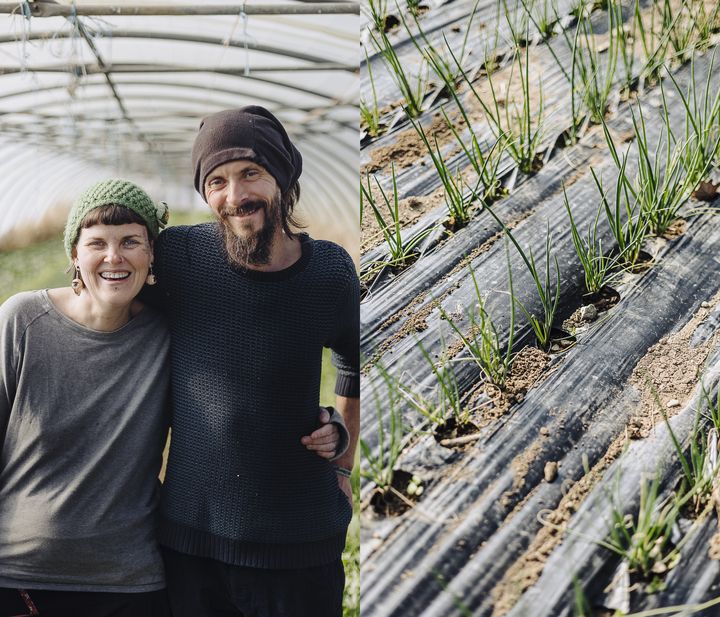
[482,203,560,350]
[342,503,360,617]
[0,235,69,302]
[563,185,619,295]
[360,365,405,494]
[367,22,427,118]
[360,48,382,138]
[591,141,648,268]
[572,578,593,617]
[454,33,544,174]
[360,166,434,283]
[410,116,475,228]
[568,4,620,126]
[604,474,682,584]
[440,260,515,386]
[398,342,470,427]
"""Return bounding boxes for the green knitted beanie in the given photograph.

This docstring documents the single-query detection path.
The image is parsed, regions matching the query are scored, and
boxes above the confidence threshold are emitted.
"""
[64,179,169,259]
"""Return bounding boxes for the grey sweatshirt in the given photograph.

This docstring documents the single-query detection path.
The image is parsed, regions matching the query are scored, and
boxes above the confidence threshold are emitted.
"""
[0,290,170,591]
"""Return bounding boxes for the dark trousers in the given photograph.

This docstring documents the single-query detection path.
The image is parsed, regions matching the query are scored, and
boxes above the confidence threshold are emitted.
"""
[162,547,345,617]
[0,587,170,617]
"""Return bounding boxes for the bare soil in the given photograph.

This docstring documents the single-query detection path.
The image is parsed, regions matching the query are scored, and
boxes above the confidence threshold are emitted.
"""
[489,295,720,615]
[472,346,551,426]
[361,187,445,253]
[627,293,720,439]
[491,436,627,616]
[709,531,720,560]
[361,111,462,177]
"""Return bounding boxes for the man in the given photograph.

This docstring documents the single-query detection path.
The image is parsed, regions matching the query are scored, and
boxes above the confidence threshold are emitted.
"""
[150,106,359,617]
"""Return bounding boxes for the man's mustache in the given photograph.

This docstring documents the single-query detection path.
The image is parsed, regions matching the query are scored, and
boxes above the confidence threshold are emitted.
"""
[219,199,267,218]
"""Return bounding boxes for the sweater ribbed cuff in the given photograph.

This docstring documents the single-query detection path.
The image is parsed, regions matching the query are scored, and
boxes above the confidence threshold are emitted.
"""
[334,371,359,398]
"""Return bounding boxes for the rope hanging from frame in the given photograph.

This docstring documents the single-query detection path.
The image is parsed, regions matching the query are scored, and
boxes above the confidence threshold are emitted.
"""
[221,2,255,77]
[14,1,31,72]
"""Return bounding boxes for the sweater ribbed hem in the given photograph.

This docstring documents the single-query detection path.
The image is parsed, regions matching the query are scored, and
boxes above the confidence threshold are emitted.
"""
[158,520,347,569]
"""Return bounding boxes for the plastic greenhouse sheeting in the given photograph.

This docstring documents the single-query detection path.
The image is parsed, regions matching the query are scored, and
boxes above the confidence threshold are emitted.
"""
[0,0,359,252]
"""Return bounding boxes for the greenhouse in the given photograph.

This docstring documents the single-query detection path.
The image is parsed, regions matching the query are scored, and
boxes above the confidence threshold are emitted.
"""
[0,0,359,255]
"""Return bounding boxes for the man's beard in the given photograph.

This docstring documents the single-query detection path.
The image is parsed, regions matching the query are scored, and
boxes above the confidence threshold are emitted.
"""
[217,195,281,268]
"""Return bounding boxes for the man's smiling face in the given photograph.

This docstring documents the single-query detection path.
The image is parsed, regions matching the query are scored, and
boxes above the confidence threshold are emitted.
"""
[205,159,283,267]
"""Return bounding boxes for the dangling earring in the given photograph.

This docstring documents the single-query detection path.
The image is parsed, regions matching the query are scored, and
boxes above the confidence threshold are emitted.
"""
[71,266,83,296]
[146,264,157,286]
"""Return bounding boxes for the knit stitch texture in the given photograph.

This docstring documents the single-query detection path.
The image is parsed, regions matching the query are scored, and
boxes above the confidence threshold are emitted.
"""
[148,225,359,568]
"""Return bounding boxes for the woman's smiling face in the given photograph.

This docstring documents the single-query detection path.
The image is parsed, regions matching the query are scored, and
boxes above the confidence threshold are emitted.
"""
[73,223,152,309]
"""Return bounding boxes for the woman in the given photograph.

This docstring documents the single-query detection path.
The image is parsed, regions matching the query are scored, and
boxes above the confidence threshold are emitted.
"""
[0,179,173,616]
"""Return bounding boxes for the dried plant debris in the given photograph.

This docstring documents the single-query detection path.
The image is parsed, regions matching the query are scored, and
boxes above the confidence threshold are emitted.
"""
[435,416,481,449]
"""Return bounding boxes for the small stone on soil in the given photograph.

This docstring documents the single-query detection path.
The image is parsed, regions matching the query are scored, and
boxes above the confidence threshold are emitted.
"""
[666,399,681,408]
[579,304,598,322]
[544,461,558,482]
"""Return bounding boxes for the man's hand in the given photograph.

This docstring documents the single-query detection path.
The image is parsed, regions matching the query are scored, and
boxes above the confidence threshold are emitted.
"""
[300,408,340,459]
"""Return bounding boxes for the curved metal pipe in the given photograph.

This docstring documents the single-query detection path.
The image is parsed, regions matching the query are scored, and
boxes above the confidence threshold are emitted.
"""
[0,30,356,71]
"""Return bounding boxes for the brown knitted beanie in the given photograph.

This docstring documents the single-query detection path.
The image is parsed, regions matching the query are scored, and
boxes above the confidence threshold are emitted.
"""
[191,106,303,200]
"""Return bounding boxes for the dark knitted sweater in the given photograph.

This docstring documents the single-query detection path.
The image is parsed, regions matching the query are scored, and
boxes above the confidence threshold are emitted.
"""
[150,224,359,568]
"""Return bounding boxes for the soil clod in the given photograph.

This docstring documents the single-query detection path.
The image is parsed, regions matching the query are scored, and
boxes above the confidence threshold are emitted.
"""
[543,461,558,482]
